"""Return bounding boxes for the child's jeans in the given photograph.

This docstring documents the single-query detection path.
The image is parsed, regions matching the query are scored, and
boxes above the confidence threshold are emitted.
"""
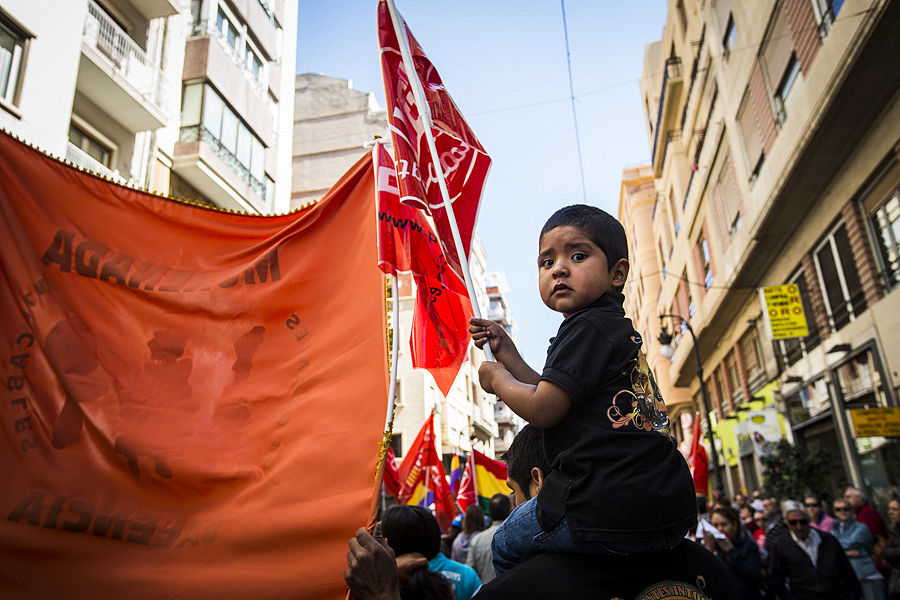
[490,496,683,575]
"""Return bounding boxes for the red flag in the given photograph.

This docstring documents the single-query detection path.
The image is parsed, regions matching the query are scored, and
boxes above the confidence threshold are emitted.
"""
[375,143,473,396]
[456,452,476,513]
[383,445,402,497]
[377,1,491,280]
[396,415,455,530]
[688,412,710,496]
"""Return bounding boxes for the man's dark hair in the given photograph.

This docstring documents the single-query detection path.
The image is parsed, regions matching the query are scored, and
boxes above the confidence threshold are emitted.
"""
[501,425,550,500]
[488,493,512,522]
[540,204,628,267]
[381,505,441,560]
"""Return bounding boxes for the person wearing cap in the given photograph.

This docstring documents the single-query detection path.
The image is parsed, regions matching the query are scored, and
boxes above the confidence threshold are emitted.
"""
[768,499,862,600]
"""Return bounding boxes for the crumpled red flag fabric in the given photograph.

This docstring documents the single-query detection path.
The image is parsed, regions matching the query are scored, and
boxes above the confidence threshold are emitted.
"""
[374,142,472,396]
[396,414,455,530]
[0,131,387,599]
[688,412,710,496]
[377,0,491,281]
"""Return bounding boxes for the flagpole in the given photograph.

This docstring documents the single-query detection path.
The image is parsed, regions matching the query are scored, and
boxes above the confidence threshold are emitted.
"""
[385,0,494,362]
[385,274,401,431]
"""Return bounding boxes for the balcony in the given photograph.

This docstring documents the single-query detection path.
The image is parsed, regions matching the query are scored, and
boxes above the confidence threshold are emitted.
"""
[129,0,185,20]
[65,142,128,184]
[651,57,684,177]
[173,125,266,214]
[78,0,171,132]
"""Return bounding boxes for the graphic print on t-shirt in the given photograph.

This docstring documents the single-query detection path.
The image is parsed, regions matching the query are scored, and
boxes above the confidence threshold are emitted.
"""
[633,579,711,600]
[607,334,669,433]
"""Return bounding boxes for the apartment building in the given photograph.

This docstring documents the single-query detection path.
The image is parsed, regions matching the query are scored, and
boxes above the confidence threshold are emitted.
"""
[636,0,899,503]
[0,0,297,214]
[484,271,525,458]
[291,74,506,462]
[619,165,694,443]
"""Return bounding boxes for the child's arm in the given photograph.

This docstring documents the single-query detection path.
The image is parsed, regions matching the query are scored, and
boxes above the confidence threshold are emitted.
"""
[468,318,540,385]
[478,362,572,429]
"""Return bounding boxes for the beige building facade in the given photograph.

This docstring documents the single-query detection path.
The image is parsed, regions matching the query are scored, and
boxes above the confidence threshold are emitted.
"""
[619,165,693,442]
[0,0,298,214]
[635,0,900,503]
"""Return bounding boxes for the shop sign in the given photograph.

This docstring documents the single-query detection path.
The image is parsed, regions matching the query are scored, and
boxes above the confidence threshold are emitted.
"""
[849,407,900,438]
[761,284,808,339]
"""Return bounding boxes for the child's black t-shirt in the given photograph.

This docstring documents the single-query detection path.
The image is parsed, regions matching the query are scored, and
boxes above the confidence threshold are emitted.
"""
[535,291,697,544]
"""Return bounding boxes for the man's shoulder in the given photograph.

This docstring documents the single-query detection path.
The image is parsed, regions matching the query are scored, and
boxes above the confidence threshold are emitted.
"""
[474,540,737,600]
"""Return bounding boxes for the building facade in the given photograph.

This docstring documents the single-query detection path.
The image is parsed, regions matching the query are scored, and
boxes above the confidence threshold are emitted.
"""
[619,164,694,444]
[0,0,297,214]
[635,0,899,505]
[291,74,511,463]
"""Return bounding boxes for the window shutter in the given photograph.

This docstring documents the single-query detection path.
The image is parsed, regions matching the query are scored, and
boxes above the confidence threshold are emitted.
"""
[739,94,763,171]
[763,8,794,91]
[748,61,777,152]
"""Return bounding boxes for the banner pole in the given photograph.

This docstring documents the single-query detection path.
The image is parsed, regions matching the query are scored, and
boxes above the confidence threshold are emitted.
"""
[384,0,493,362]
[385,274,401,431]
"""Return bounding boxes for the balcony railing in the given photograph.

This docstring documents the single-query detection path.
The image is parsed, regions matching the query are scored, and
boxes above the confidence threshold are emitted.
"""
[651,57,683,173]
[190,19,267,99]
[82,0,170,116]
[179,124,266,199]
[65,142,127,184]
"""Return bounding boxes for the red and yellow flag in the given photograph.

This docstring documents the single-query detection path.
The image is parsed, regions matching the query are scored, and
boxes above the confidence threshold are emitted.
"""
[0,131,387,599]
[457,450,512,513]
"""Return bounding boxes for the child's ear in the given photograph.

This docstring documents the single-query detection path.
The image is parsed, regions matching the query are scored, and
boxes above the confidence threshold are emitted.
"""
[610,258,630,287]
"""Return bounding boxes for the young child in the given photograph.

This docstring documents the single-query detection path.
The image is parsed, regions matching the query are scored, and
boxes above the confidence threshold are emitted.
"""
[469,204,696,574]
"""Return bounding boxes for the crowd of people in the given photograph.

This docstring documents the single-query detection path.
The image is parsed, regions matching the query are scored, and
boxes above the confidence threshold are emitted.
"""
[344,206,900,598]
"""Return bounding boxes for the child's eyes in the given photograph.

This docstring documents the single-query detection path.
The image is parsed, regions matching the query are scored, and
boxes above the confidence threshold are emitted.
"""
[539,258,554,268]
[572,252,587,261]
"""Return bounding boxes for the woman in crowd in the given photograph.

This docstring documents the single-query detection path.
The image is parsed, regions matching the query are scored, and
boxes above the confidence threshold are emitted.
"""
[450,505,485,564]
[805,495,835,533]
[832,498,886,600]
[752,511,768,553]
[703,505,764,600]
[879,496,900,599]
[740,504,757,534]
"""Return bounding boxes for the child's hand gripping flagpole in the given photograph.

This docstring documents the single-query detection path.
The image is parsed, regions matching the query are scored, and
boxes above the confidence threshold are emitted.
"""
[384,0,494,362]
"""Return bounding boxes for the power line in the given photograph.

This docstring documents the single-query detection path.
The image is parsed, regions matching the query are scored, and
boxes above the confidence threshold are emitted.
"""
[560,0,587,204]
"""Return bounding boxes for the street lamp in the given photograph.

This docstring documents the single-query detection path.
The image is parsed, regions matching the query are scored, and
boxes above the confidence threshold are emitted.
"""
[657,314,721,495]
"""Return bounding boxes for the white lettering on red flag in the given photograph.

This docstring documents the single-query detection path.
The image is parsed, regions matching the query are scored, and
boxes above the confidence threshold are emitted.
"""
[377,0,491,279]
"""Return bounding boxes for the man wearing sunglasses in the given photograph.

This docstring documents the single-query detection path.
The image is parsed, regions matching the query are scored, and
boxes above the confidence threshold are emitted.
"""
[768,500,862,600]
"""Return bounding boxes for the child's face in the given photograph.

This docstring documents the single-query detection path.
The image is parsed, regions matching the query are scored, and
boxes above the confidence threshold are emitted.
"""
[538,225,618,317]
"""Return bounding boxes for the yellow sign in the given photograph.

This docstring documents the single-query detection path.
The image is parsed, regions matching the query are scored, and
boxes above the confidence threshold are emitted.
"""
[850,407,900,438]
[762,284,809,339]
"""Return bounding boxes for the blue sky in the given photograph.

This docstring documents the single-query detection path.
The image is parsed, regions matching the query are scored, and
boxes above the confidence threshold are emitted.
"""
[296,1,667,368]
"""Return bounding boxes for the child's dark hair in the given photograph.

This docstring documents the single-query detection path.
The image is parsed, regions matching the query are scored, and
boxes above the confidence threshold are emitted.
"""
[381,505,441,559]
[501,424,550,501]
[540,204,628,266]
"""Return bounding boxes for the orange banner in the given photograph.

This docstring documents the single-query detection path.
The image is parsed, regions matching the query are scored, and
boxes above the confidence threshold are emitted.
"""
[0,131,387,599]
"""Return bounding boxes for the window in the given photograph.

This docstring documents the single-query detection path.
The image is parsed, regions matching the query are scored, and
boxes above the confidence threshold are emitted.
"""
[68,122,113,167]
[773,55,800,127]
[813,222,867,331]
[726,354,744,404]
[739,328,764,384]
[870,190,900,290]
[216,7,239,53]
[245,44,264,85]
[714,154,742,238]
[713,0,736,59]
[0,12,30,107]
[811,0,844,36]
[737,90,763,178]
[181,84,268,199]
[778,268,821,366]
[676,0,688,33]
[761,7,799,128]
[698,235,714,290]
